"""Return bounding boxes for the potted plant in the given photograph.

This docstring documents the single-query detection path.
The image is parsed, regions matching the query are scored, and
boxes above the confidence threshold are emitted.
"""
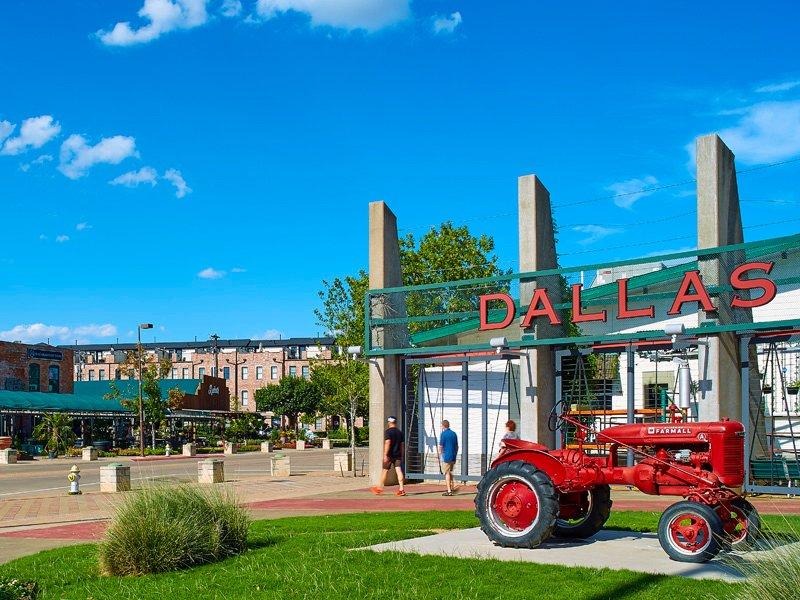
[762,382,773,394]
[33,413,76,459]
[788,380,800,396]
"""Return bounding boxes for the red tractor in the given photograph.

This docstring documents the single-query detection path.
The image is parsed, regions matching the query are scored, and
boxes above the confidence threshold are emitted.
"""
[475,408,760,562]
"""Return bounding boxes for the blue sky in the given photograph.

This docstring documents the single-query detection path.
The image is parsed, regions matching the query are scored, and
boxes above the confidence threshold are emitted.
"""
[1,1,799,345]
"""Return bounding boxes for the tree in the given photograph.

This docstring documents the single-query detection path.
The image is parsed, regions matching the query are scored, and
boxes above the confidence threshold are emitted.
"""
[33,413,76,456]
[310,354,369,456]
[315,270,369,348]
[255,377,321,431]
[105,346,185,449]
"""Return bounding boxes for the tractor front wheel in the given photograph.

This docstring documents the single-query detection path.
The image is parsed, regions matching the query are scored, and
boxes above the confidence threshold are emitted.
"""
[719,497,761,548]
[475,460,559,548]
[658,501,724,563]
[553,485,612,539]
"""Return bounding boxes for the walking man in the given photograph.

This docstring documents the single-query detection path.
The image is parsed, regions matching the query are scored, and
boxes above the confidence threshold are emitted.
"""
[371,416,406,496]
[439,420,458,496]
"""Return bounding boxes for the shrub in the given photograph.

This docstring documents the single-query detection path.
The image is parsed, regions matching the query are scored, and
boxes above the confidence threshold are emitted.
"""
[0,577,37,600]
[327,428,348,440]
[726,523,800,599]
[98,485,250,575]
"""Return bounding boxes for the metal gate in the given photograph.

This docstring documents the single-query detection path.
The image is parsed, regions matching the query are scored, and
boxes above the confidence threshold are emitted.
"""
[402,354,519,482]
[741,334,800,495]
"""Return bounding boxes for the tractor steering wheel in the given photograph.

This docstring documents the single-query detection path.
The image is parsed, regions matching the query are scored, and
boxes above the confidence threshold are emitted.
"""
[548,399,570,432]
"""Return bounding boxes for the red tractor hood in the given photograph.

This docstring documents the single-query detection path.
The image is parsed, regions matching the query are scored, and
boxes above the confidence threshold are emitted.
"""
[596,420,744,447]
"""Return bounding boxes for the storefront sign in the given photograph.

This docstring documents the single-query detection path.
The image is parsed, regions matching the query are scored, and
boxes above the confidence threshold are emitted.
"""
[26,348,64,361]
[479,261,777,330]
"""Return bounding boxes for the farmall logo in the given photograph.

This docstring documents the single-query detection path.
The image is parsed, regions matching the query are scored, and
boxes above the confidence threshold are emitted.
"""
[647,426,691,435]
[478,261,777,330]
[209,385,220,396]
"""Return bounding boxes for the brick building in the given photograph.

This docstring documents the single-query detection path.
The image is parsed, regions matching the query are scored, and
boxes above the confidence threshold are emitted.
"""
[66,337,334,413]
[0,341,74,394]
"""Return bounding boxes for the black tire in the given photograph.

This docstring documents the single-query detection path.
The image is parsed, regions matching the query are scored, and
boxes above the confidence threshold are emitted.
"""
[658,501,724,563]
[720,497,761,548]
[553,485,612,539]
[474,460,559,549]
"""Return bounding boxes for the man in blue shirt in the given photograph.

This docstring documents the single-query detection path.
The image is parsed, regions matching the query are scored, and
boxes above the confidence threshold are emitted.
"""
[439,420,459,496]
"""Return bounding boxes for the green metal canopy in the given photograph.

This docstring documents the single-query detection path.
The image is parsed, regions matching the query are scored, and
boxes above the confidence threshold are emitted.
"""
[74,379,200,399]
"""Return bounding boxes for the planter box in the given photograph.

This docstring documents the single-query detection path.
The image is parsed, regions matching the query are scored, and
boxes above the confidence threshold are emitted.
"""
[295,440,306,451]
[333,452,352,473]
[321,439,332,450]
[271,455,291,477]
[0,436,11,451]
[260,441,274,453]
[198,459,225,484]
[182,443,196,457]
[0,449,18,465]
[82,447,98,461]
[100,464,131,492]
[224,442,237,455]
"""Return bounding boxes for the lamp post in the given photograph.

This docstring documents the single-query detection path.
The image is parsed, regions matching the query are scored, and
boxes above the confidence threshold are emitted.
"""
[138,323,154,457]
[226,348,247,412]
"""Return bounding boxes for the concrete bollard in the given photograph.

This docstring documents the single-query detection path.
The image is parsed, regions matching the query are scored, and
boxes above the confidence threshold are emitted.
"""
[295,440,306,451]
[82,446,98,461]
[198,459,224,483]
[270,454,291,477]
[224,441,236,455]
[100,463,131,492]
[334,452,353,473]
[321,438,332,450]
[0,448,18,465]
[182,443,196,457]
[260,441,273,453]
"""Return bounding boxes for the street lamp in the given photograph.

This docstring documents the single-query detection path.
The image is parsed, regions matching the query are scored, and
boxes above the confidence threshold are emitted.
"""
[138,323,153,457]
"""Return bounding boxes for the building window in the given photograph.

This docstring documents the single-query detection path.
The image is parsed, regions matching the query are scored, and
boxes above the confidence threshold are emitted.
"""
[223,366,230,380]
[88,369,95,381]
[256,366,263,380]
[172,368,177,379]
[302,366,309,379]
[212,366,218,377]
[271,366,278,380]
[182,368,189,379]
[115,369,121,380]
[288,346,300,359]
[99,369,106,381]
[241,366,248,380]
[28,364,40,391]
[48,365,60,393]
[198,367,206,377]
[289,366,297,377]
[241,390,249,406]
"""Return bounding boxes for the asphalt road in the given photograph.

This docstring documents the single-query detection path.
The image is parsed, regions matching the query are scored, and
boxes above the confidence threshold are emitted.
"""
[0,448,369,499]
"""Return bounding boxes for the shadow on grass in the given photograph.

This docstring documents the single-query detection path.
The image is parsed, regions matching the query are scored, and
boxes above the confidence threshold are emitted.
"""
[580,573,671,600]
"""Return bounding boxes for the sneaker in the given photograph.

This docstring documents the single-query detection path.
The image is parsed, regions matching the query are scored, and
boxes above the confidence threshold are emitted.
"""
[442,491,453,496]
[395,490,407,496]
[370,486,383,495]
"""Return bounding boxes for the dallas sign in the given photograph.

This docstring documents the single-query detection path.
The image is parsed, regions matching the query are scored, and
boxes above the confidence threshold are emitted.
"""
[479,261,777,330]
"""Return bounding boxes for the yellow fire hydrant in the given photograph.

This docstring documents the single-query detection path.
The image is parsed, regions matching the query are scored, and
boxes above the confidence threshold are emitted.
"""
[67,464,82,495]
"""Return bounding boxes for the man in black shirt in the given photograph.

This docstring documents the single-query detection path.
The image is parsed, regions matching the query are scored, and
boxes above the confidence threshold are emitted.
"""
[371,416,406,496]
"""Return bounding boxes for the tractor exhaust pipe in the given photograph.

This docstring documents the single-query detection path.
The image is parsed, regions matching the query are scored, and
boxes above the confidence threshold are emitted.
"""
[677,361,691,410]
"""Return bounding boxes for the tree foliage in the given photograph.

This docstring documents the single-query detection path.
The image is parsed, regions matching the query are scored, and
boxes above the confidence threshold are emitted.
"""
[33,412,75,455]
[311,355,368,450]
[255,377,321,430]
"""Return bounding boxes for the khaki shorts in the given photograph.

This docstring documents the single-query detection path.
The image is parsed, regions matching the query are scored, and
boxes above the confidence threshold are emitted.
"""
[442,461,455,474]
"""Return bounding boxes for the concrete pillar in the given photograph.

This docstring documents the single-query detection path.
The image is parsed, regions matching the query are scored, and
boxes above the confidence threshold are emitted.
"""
[100,464,131,492]
[0,449,18,465]
[321,438,332,450]
[518,175,561,447]
[695,134,747,423]
[223,441,236,455]
[295,440,306,451]
[270,454,291,477]
[368,201,407,484]
[182,443,196,456]
[198,459,224,483]
[81,446,98,461]
[334,451,353,472]
[260,441,273,453]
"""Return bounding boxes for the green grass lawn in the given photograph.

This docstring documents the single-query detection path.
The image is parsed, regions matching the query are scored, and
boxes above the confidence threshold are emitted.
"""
[2,510,799,600]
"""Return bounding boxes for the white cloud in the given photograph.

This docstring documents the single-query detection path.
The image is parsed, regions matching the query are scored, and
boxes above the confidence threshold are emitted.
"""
[109,166,159,187]
[256,329,283,340]
[0,115,61,156]
[572,224,623,245]
[220,0,242,17]
[59,134,138,179]
[198,267,225,279]
[20,154,54,172]
[0,322,117,344]
[0,120,14,143]
[231,267,247,273]
[432,11,461,35]
[98,0,209,46]
[76,222,92,231]
[605,176,659,209]
[163,168,191,198]
[255,0,411,32]
[55,235,70,243]
[755,80,800,94]
[38,234,48,241]
[715,100,800,164]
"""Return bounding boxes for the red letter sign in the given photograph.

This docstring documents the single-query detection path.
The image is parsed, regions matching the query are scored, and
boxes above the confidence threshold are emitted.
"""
[667,270,716,315]
[731,261,777,308]
[479,293,516,330]
[571,284,607,323]
[617,278,655,320]
[521,288,562,327]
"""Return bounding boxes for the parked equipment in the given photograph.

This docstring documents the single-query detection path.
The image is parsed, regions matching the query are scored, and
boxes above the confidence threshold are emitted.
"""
[475,403,759,563]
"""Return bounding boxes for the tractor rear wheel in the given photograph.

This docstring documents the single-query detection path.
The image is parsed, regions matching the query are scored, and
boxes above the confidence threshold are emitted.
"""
[475,460,558,549]
[553,485,612,539]
[658,501,724,563]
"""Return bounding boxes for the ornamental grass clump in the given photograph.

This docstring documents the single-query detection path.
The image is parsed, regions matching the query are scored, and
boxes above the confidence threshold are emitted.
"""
[98,485,250,576]
[725,522,800,600]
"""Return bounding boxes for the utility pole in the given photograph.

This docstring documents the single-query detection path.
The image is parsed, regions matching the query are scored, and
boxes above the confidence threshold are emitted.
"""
[210,334,220,377]
[192,359,204,378]
[226,348,247,412]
